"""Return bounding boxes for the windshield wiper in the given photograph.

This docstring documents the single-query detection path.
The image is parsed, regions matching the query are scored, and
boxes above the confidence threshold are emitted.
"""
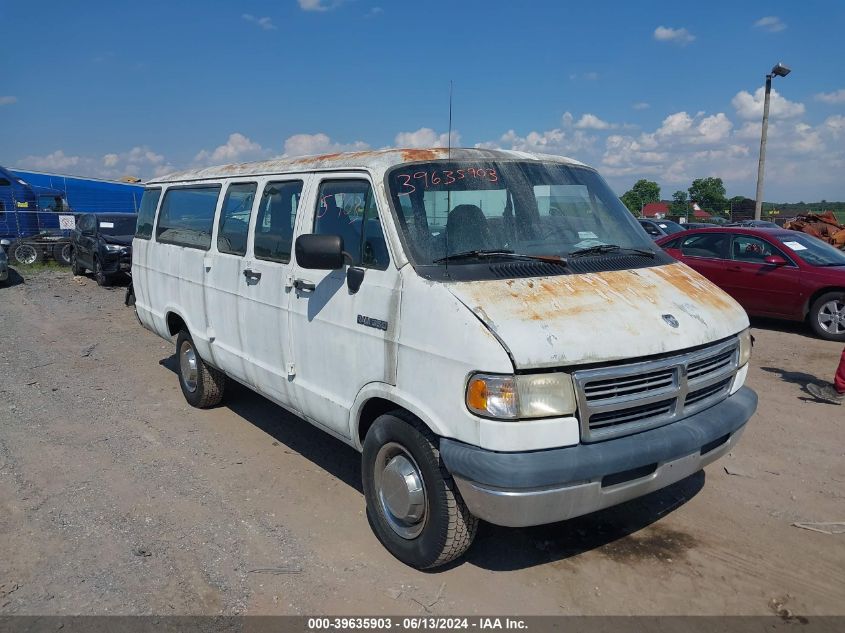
[433,250,567,265]
[568,244,656,258]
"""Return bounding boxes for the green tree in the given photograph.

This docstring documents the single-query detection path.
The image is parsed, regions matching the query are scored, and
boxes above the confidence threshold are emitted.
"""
[669,190,689,215]
[688,177,727,212]
[620,179,661,215]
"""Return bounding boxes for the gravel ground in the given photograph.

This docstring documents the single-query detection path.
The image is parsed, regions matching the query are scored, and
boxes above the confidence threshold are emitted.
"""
[0,266,843,616]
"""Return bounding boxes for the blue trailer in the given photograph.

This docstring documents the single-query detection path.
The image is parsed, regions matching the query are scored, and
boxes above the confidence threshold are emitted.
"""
[0,165,144,265]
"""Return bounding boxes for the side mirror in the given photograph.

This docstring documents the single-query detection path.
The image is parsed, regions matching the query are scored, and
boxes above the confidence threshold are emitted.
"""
[764,255,787,266]
[295,234,347,270]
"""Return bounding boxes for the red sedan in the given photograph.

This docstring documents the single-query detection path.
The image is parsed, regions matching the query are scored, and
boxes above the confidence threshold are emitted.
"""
[656,227,845,341]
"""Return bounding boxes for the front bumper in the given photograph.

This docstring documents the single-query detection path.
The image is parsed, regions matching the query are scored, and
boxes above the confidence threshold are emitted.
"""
[102,249,132,273]
[441,387,757,527]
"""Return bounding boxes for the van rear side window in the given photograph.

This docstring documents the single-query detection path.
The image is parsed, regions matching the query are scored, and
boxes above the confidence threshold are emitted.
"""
[217,183,256,256]
[156,186,221,250]
[135,188,162,239]
[253,180,303,263]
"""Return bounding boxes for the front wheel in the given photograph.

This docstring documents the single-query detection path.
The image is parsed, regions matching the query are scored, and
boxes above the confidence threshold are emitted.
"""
[93,258,111,286]
[70,249,85,275]
[362,412,478,569]
[809,291,845,341]
[10,241,41,266]
[176,329,226,408]
[53,242,72,266]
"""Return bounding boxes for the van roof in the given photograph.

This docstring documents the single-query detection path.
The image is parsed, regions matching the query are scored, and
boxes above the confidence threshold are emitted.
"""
[149,148,590,184]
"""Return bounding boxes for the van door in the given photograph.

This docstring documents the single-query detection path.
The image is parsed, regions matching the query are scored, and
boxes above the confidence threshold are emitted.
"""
[287,175,399,437]
[237,177,309,409]
[204,181,257,382]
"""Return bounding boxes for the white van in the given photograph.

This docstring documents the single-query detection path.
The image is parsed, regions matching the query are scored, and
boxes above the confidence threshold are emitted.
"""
[133,148,756,568]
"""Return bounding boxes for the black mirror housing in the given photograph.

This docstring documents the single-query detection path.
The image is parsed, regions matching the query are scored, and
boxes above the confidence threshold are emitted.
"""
[295,234,345,270]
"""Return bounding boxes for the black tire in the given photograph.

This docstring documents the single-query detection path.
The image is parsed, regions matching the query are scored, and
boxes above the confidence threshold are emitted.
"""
[52,242,72,266]
[175,329,226,408]
[362,411,478,569]
[93,257,111,286]
[809,291,845,341]
[70,248,85,275]
[10,241,42,266]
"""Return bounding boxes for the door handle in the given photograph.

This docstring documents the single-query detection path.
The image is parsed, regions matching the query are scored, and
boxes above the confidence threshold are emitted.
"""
[243,268,262,281]
[293,278,315,292]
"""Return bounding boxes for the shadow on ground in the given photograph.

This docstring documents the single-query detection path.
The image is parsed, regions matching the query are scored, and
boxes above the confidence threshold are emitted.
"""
[1,268,25,287]
[749,316,816,340]
[160,354,706,572]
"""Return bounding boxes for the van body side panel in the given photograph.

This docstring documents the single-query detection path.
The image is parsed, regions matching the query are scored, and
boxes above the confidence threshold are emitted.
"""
[394,271,514,448]
[446,262,750,369]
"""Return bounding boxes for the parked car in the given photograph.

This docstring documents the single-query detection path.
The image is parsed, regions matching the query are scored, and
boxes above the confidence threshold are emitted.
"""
[133,148,756,568]
[0,246,8,284]
[70,212,137,285]
[638,218,685,239]
[726,220,779,228]
[681,222,712,229]
[657,227,845,341]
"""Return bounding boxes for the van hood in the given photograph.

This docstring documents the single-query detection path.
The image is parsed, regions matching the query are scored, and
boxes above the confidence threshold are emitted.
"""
[446,262,748,369]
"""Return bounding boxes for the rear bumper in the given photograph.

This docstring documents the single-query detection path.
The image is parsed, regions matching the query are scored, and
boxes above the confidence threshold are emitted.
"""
[441,387,757,527]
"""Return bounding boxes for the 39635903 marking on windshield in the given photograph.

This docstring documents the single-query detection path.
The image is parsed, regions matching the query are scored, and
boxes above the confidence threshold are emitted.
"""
[395,168,498,196]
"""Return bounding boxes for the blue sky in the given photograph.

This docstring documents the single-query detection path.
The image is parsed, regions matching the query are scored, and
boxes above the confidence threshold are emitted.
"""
[1,0,843,201]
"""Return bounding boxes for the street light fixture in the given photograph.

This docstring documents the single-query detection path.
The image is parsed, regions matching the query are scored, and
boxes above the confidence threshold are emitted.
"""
[754,62,792,220]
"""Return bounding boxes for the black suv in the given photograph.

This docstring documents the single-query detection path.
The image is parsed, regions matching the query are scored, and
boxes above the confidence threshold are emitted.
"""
[71,213,137,286]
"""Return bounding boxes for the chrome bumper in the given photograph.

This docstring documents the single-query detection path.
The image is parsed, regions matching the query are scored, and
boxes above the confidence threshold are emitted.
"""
[442,387,756,528]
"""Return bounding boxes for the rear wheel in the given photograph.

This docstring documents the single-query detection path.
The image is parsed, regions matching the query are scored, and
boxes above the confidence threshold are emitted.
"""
[362,412,478,569]
[52,242,72,266]
[94,258,111,286]
[10,241,41,266]
[176,329,226,408]
[809,291,845,341]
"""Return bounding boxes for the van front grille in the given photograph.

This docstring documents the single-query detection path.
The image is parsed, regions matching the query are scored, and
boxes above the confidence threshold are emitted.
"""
[573,339,740,442]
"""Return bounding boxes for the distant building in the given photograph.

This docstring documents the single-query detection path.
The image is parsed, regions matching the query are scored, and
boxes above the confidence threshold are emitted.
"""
[641,202,670,218]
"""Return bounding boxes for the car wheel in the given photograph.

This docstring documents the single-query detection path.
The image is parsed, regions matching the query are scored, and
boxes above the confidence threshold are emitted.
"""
[176,329,226,408]
[809,291,845,341]
[52,242,73,266]
[70,249,85,275]
[93,258,110,286]
[10,241,42,266]
[362,411,478,569]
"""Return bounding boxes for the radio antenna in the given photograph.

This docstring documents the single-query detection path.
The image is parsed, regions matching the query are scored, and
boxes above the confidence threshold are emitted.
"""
[445,80,453,275]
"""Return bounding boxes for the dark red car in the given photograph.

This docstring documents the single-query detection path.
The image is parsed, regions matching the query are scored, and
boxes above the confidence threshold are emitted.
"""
[656,228,845,341]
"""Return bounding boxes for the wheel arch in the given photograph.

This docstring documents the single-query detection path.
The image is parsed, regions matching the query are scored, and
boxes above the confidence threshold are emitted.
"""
[351,383,446,451]
[803,286,845,319]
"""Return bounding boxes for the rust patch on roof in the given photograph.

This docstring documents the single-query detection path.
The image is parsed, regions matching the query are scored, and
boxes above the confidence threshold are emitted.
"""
[400,148,449,162]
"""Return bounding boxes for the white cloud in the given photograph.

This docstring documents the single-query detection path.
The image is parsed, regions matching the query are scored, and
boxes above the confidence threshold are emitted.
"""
[242,14,277,30]
[632,102,650,110]
[298,0,343,11]
[481,127,596,156]
[815,89,845,105]
[653,26,695,45]
[365,6,383,17]
[574,113,613,130]
[0,96,17,106]
[824,115,845,139]
[754,16,786,32]
[194,133,270,165]
[731,87,805,120]
[17,146,173,179]
[394,127,460,148]
[281,132,369,157]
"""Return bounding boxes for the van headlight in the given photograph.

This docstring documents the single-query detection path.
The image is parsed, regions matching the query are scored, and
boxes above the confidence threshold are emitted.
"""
[738,329,752,367]
[466,372,577,420]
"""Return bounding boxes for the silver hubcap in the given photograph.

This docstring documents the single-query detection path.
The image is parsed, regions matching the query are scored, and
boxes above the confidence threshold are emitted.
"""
[180,340,198,392]
[374,443,427,539]
[818,299,845,335]
[16,245,37,265]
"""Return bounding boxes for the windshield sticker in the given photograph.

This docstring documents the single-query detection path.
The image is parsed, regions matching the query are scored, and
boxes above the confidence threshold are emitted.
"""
[783,241,807,251]
[396,168,498,196]
[99,221,115,228]
[578,231,598,239]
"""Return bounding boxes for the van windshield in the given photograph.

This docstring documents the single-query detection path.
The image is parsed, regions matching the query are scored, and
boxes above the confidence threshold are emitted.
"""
[387,161,654,269]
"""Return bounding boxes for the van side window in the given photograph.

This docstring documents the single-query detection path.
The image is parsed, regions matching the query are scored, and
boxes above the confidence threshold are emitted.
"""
[314,180,389,270]
[156,186,220,250]
[253,180,303,263]
[217,183,256,256]
[135,188,162,239]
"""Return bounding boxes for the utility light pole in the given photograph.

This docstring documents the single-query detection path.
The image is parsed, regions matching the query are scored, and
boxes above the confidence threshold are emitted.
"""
[754,62,791,220]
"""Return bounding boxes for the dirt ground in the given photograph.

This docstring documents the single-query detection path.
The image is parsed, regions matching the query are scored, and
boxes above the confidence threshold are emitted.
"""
[0,266,843,616]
